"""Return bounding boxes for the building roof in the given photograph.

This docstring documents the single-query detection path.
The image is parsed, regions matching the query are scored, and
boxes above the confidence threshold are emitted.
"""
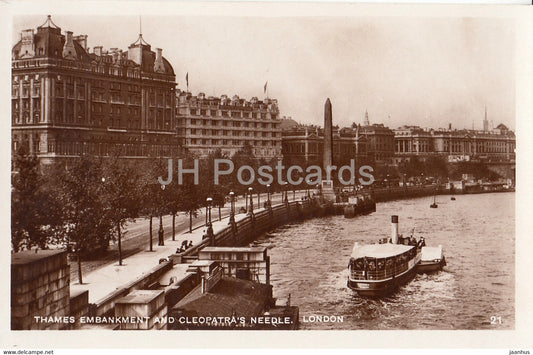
[174,276,272,317]
[12,16,175,77]
[115,290,164,304]
[12,25,91,62]
[199,246,267,253]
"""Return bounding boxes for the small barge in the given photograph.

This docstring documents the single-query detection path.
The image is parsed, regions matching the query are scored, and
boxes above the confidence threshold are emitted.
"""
[417,245,446,273]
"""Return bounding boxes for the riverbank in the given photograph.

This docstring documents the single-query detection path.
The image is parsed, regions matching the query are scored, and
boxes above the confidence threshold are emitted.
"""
[73,186,512,321]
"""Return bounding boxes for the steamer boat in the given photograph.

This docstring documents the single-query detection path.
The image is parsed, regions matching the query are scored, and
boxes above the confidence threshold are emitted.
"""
[347,215,422,297]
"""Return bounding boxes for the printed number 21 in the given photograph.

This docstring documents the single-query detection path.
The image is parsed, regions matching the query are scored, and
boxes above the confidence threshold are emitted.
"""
[490,316,502,325]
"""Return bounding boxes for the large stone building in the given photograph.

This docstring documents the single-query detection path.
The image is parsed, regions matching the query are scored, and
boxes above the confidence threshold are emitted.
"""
[358,123,395,163]
[175,92,282,159]
[11,16,180,163]
[393,122,515,163]
[281,124,367,166]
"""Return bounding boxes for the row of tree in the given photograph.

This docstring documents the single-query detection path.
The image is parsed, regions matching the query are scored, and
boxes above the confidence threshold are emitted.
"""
[12,142,500,283]
[11,143,296,283]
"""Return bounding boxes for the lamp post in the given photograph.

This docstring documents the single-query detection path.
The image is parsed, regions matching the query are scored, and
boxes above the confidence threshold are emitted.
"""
[158,184,165,246]
[229,191,235,225]
[206,197,213,244]
[266,184,271,207]
[206,197,213,227]
[248,187,254,215]
[283,182,289,203]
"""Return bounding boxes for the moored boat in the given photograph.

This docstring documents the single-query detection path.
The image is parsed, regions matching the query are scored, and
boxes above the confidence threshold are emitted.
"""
[430,195,438,208]
[347,215,422,297]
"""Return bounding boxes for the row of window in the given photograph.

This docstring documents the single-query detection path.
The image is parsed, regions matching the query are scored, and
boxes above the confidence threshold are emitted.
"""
[182,118,278,129]
[283,143,362,155]
[183,108,273,120]
[187,139,279,147]
[182,129,277,137]
[14,139,180,157]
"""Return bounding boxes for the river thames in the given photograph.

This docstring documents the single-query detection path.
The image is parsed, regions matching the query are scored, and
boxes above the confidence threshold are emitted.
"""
[255,192,515,330]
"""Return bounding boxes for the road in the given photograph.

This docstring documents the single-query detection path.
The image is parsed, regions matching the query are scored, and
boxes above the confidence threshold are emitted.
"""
[69,190,311,282]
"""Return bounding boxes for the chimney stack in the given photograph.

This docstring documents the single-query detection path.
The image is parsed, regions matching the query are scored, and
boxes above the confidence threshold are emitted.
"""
[94,46,103,56]
[74,35,88,51]
[154,48,165,73]
[391,215,399,244]
[62,31,77,60]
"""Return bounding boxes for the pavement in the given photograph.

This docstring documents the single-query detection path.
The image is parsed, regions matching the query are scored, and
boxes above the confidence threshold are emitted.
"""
[69,190,310,303]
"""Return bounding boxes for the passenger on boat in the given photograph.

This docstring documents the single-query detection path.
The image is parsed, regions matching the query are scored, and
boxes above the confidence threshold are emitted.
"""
[418,237,426,247]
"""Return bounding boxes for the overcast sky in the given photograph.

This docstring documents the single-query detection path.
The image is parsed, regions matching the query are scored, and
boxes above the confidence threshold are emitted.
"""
[13,14,515,130]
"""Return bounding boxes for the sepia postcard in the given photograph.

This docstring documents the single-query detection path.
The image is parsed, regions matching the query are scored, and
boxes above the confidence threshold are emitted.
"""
[1,0,532,352]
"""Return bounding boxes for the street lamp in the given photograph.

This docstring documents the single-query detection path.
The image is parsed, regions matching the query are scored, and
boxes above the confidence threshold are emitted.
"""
[158,184,166,246]
[283,182,289,203]
[206,197,213,227]
[206,197,214,244]
[228,191,235,225]
[248,187,254,215]
[266,184,271,207]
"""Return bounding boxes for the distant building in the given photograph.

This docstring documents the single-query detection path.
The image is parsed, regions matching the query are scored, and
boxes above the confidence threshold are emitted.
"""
[358,123,395,163]
[394,125,435,163]
[281,124,367,166]
[393,121,515,163]
[175,92,282,159]
[11,16,180,163]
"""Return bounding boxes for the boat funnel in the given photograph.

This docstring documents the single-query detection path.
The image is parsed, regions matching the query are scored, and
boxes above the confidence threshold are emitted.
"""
[391,215,399,244]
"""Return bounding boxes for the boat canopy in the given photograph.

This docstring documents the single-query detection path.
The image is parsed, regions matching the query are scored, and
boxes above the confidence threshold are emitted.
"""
[350,243,414,259]
[420,246,443,261]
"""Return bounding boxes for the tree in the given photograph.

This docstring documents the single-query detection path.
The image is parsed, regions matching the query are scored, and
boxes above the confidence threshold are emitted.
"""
[53,156,113,284]
[138,160,163,251]
[178,155,202,233]
[11,147,59,252]
[101,156,141,266]
[200,149,231,220]
[230,142,258,195]
[405,156,424,178]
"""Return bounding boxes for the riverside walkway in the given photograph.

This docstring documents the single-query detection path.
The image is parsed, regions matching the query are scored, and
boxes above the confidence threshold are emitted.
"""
[69,191,309,303]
